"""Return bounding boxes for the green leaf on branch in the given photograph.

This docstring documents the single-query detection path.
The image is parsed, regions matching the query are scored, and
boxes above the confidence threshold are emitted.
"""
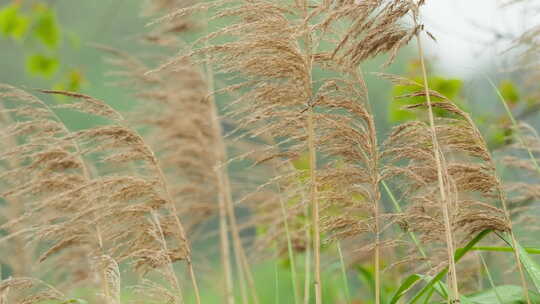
[32,4,61,48]
[390,76,464,122]
[27,54,59,77]
[52,70,85,102]
[499,80,520,106]
[0,4,29,40]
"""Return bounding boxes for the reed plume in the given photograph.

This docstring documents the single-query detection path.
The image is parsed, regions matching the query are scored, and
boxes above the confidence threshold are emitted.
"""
[100,1,255,301]
[0,278,70,304]
[0,84,199,303]
[381,72,520,300]
[153,0,418,302]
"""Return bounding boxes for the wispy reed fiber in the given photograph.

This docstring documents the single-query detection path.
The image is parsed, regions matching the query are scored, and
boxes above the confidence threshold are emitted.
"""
[152,0,419,302]
[0,84,198,303]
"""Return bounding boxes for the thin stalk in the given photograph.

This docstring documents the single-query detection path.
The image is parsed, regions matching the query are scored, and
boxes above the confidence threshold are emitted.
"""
[151,212,185,304]
[307,107,322,304]
[275,167,301,304]
[209,81,258,304]
[204,13,235,304]
[382,180,450,303]
[217,185,235,304]
[203,8,258,299]
[488,77,540,172]
[494,185,531,304]
[212,122,235,304]
[138,131,200,304]
[478,253,504,304]
[337,242,351,304]
[222,167,259,304]
[352,68,382,304]
[225,176,249,304]
[43,103,114,304]
[484,76,532,303]
[382,182,426,258]
[275,246,280,304]
[415,32,460,303]
[507,233,532,304]
[187,259,202,304]
[218,161,248,304]
[369,110,381,304]
[0,265,5,304]
[304,201,312,304]
[299,0,321,300]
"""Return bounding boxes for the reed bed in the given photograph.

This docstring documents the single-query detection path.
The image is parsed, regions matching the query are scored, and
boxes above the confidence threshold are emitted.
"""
[1,0,540,303]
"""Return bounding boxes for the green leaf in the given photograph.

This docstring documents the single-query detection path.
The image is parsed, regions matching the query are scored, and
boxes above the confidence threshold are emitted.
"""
[471,246,540,255]
[53,70,84,95]
[65,69,84,91]
[26,54,59,77]
[389,76,464,123]
[499,80,520,105]
[389,80,421,122]
[0,4,29,39]
[409,230,492,304]
[466,285,540,304]
[356,264,375,291]
[430,77,462,100]
[514,239,540,293]
[390,274,421,304]
[32,4,60,48]
[417,275,474,304]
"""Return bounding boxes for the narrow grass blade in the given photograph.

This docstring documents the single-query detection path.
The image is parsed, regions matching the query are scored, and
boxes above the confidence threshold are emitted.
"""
[389,274,421,304]
[471,246,540,255]
[409,230,492,304]
[466,285,540,304]
[337,241,351,304]
[514,239,540,293]
[479,253,504,304]
[417,275,474,304]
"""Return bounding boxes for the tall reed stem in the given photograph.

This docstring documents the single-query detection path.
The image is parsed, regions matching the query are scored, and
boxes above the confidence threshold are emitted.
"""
[337,242,351,304]
[300,0,321,300]
[203,11,235,303]
[351,68,381,304]
[209,97,235,304]
[141,132,201,304]
[44,103,114,304]
[415,32,460,303]
[206,50,259,304]
[307,107,321,304]
[487,77,532,304]
[151,212,185,304]
[303,202,312,304]
[275,166,301,304]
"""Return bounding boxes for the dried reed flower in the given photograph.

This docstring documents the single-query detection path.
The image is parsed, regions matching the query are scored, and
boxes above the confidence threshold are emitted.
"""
[0,84,195,303]
[0,277,69,304]
[382,82,510,286]
[154,0,417,302]
[498,123,540,234]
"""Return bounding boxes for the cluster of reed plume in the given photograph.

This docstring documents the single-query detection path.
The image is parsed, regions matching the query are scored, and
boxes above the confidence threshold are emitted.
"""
[0,0,539,303]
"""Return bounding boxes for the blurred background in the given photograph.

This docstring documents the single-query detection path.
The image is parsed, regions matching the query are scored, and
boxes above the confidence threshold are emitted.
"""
[1,0,536,138]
